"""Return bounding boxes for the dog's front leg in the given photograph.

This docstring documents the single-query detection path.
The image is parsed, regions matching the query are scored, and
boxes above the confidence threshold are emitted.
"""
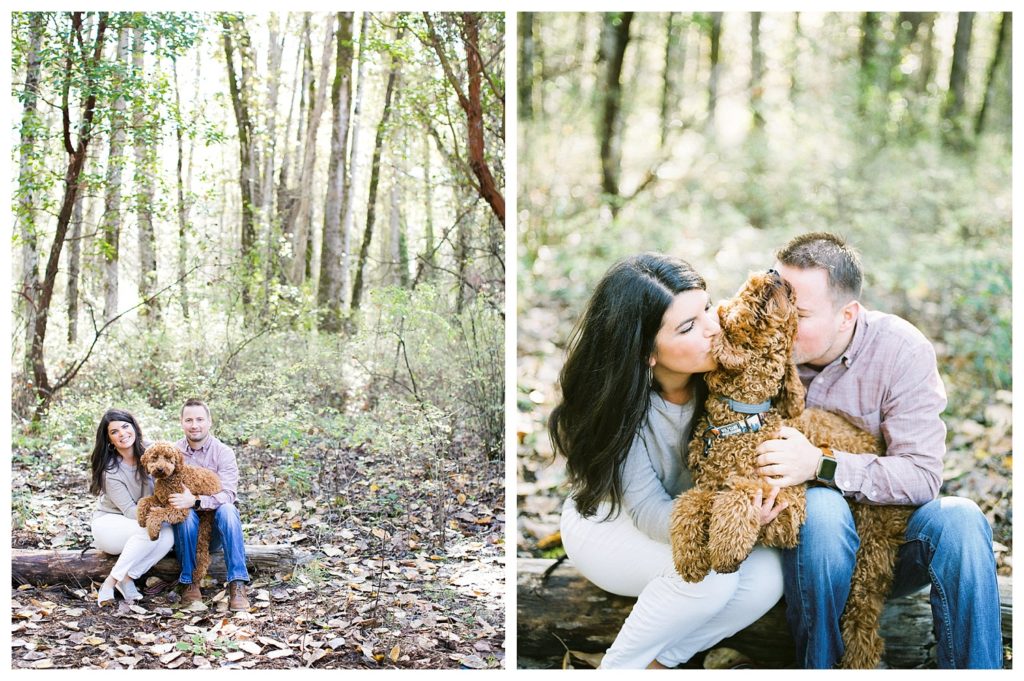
[670,489,715,582]
[759,484,807,548]
[707,481,761,574]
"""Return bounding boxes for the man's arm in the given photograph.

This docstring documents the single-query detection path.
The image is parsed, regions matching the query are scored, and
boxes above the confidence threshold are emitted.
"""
[201,442,239,509]
[758,338,946,505]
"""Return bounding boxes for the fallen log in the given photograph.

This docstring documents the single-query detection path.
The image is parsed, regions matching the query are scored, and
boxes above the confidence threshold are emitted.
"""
[517,558,1012,669]
[11,545,305,587]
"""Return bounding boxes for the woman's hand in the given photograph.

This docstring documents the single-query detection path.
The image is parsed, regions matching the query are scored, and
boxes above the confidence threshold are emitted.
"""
[752,486,788,526]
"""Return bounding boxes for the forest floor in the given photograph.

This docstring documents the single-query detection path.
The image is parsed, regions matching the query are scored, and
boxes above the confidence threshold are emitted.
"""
[516,265,1013,669]
[10,440,505,670]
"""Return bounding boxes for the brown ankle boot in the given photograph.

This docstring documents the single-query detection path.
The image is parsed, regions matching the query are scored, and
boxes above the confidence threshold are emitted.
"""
[228,581,250,611]
[180,582,203,605]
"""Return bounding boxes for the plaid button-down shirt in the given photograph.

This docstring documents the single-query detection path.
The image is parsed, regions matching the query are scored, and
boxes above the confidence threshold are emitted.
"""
[798,307,946,505]
[175,435,240,509]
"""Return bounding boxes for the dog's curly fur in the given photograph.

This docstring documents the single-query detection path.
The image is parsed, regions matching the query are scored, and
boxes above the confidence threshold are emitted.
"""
[137,442,222,584]
[668,271,914,669]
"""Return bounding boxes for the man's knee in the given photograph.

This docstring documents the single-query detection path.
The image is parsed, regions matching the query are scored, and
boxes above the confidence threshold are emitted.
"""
[797,487,858,566]
[911,496,992,546]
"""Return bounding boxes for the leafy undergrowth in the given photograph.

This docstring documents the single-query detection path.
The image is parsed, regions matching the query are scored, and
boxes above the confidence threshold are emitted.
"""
[11,441,505,670]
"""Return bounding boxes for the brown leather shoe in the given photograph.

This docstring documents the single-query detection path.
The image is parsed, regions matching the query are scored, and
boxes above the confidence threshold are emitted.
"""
[180,582,203,605]
[228,581,250,611]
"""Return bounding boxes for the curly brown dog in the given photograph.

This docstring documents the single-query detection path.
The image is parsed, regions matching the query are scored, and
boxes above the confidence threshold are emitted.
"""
[137,442,222,585]
[669,270,914,669]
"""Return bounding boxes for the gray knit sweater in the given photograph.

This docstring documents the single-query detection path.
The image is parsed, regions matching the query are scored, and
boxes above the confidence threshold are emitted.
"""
[93,458,154,521]
[618,391,697,543]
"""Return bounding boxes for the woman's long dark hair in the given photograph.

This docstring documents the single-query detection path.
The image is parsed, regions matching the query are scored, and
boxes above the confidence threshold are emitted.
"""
[548,253,708,519]
[89,409,147,495]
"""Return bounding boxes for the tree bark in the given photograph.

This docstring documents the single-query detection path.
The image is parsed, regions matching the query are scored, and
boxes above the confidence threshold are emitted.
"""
[100,25,129,323]
[340,12,371,316]
[517,558,1012,669]
[750,12,764,129]
[11,545,303,586]
[943,12,975,146]
[518,13,535,121]
[171,55,190,320]
[975,12,1010,136]
[66,164,85,343]
[917,13,937,95]
[596,12,633,212]
[17,13,45,374]
[350,25,403,314]
[29,12,109,419]
[659,13,685,148]
[317,12,355,331]
[707,12,722,127]
[259,15,286,312]
[132,25,160,321]
[221,15,261,316]
[858,12,880,115]
[423,12,506,226]
[287,14,335,286]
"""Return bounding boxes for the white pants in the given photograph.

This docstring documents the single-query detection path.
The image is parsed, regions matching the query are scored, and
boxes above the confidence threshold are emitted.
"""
[91,514,174,581]
[560,497,784,668]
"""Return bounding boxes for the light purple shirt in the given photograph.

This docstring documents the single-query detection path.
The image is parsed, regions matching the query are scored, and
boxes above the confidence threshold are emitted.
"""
[798,308,946,505]
[175,435,239,509]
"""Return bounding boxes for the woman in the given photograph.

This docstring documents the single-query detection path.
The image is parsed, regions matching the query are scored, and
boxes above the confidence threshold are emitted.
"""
[549,253,787,668]
[89,409,174,605]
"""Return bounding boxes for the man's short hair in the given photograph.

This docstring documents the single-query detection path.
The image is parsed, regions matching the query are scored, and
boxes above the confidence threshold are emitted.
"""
[181,398,211,420]
[776,232,863,306]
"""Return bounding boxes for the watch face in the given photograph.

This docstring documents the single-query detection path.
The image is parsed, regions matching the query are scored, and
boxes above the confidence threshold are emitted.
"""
[818,456,838,481]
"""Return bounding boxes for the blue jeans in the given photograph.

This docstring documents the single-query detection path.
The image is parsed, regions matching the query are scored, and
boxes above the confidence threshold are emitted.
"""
[783,487,1002,668]
[171,504,250,585]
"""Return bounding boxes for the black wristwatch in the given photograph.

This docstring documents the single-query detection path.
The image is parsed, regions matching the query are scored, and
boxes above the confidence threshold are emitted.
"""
[193,497,202,511]
[815,447,838,485]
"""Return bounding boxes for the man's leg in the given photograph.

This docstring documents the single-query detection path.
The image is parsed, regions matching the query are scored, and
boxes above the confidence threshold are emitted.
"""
[171,510,200,584]
[212,504,250,583]
[892,496,1002,669]
[782,486,858,668]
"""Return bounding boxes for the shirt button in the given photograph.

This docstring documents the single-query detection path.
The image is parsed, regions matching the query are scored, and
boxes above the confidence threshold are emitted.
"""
[842,480,851,488]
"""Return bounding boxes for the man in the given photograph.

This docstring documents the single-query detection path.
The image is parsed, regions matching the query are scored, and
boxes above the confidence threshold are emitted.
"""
[755,232,1001,668]
[168,398,251,611]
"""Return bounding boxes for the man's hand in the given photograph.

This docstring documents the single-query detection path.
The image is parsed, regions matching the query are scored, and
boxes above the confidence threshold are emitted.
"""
[756,426,821,488]
[169,485,197,510]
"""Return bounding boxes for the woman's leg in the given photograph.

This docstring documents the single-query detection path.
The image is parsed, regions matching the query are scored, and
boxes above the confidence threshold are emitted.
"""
[561,499,742,669]
[658,546,784,663]
[115,523,175,581]
[91,514,145,602]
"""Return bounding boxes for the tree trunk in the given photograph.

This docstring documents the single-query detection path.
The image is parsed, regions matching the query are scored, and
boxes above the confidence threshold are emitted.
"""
[259,15,285,312]
[66,164,85,343]
[17,13,44,375]
[317,12,355,331]
[390,154,409,288]
[858,12,880,115]
[132,26,160,321]
[288,15,335,286]
[340,12,371,316]
[30,12,109,419]
[596,12,633,212]
[517,558,1012,669]
[423,12,506,226]
[659,13,684,148]
[750,12,764,129]
[707,12,723,127]
[101,26,130,323]
[788,13,801,104]
[221,15,261,316]
[172,55,190,320]
[518,12,535,121]
[975,12,1010,136]
[350,25,403,314]
[917,13,937,95]
[11,545,303,586]
[415,123,435,284]
[943,12,975,147]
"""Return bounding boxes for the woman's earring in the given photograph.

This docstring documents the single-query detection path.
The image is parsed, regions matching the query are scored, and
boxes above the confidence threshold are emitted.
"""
[648,366,654,388]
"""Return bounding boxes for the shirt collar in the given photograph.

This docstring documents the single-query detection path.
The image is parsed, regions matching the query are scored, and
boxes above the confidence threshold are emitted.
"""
[187,436,213,456]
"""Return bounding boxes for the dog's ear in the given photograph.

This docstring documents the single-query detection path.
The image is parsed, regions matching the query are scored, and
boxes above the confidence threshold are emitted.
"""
[774,358,805,418]
[712,329,749,371]
[174,448,184,466]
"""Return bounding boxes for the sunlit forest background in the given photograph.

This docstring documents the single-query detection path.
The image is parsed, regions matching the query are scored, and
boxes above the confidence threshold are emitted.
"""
[517,9,1011,605]
[10,11,505,669]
